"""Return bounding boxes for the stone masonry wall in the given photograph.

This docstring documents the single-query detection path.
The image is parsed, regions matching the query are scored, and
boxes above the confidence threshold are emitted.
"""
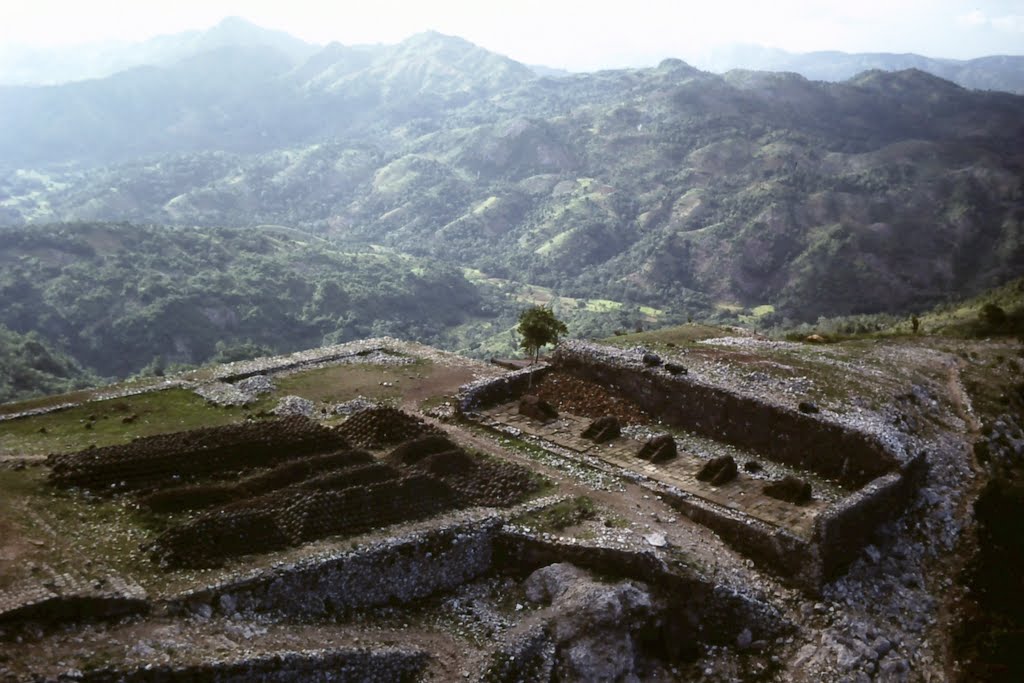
[82,647,428,683]
[458,366,552,413]
[176,518,503,619]
[552,342,896,489]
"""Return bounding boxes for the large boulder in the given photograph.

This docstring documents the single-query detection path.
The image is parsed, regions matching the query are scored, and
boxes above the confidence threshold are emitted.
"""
[664,362,688,376]
[696,455,738,485]
[524,563,662,682]
[764,475,813,504]
[519,395,559,423]
[637,434,677,463]
[582,416,621,443]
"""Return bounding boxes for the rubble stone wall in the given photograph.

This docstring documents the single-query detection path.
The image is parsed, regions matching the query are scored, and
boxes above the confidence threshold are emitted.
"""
[494,530,790,645]
[656,488,814,583]
[812,452,928,579]
[552,343,896,489]
[81,647,428,683]
[457,366,552,413]
[176,519,503,618]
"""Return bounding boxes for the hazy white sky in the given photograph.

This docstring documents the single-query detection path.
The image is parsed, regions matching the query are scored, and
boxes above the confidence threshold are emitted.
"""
[2,0,1022,69]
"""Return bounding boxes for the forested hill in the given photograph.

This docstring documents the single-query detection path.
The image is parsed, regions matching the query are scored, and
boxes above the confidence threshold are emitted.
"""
[4,34,1022,324]
[0,223,483,379]
[1,33,1023,400]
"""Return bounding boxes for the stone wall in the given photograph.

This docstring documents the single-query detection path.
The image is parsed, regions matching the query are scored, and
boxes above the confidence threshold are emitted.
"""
[460,341,923,590]
[494,530,790,645]
[656,487,814,583]
[812,452,928,580]
[457,366,552,413]
[175,518,503,618]
[552,342,896,489]
[82,647,428,683]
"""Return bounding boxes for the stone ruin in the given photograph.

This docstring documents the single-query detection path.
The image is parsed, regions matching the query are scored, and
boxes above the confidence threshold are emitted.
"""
[0,339,822,680]
[42,410,543,570]
[47,415,348,494]
[459,340,926,590]
[0,336,944,680]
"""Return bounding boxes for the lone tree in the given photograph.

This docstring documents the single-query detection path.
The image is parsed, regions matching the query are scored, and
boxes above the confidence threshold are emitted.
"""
[518,306,567,365]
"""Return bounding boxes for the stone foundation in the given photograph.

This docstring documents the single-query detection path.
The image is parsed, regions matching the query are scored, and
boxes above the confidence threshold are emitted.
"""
[459,341,923,590]
[81,647,428,683]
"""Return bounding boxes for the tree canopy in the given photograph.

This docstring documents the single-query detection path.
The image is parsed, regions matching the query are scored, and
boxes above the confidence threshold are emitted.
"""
[517,306,567,364]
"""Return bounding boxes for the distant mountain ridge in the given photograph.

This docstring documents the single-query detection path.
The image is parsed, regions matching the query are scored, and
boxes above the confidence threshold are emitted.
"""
[3,17,1022,98]
[1,29,1022,341]
[0,17,318,86]
[699,44,1024,94]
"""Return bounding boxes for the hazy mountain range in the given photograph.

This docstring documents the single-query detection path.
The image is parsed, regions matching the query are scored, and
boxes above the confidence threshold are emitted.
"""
[2,16,1022,94]
[0,17,318,86]
[697,44,1024,95]
[0,19,1022,387]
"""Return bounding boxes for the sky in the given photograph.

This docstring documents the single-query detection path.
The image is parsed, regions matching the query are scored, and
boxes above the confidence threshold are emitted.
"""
[1,0,1022,70]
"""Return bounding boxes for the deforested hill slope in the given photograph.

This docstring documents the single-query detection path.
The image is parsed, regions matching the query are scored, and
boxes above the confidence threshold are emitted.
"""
[2,40,1023,325]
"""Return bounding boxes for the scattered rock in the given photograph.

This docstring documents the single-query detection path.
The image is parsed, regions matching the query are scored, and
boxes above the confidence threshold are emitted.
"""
[696,455,738,485]
[519,394,559,422]
[743,460,763,473]
[637,434,677,463]
[737,628,753,650]
[642,352,663,367]
[664,362,688,375]
[524,563,660,682]
[333,397,378,416]
[644,532,668,547]
[582,416,621,443]
[191,602,213,620]
[272,395,315,418]
[798,401,820,414]
[236,374,275,396]
[764,475,813,504]
[218,593,238,616]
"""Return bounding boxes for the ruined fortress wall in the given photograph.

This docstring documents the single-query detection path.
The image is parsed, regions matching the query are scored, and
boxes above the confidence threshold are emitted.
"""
[457,366,552,413]
[656,488,815,583]
[494,530,791,645]
[813,452,928,579]
[177,519,503,619]
[82,647,428,683]
[552,344,896,489]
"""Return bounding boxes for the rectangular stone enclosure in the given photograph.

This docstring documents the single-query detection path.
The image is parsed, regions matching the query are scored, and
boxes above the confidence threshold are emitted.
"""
[458,342,925,590]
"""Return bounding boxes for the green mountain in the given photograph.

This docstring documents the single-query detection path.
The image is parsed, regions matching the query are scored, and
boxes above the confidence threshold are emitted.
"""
[0,325,96,403]
[1,32,1022,379]
[0,222,484,380]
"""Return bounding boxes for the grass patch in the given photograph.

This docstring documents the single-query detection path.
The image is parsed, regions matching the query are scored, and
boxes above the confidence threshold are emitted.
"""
[0,388,257,457]
[585,299,623,313]
[513,495,596,532]
[273,359,431,405]
[602,322,727,346]
[0,467,165,591]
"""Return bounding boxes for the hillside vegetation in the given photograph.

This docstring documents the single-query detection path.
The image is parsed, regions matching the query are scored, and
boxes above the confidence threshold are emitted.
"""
[1,33,1022,400]
[2,34,1021,326]
[0,223,483,382]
